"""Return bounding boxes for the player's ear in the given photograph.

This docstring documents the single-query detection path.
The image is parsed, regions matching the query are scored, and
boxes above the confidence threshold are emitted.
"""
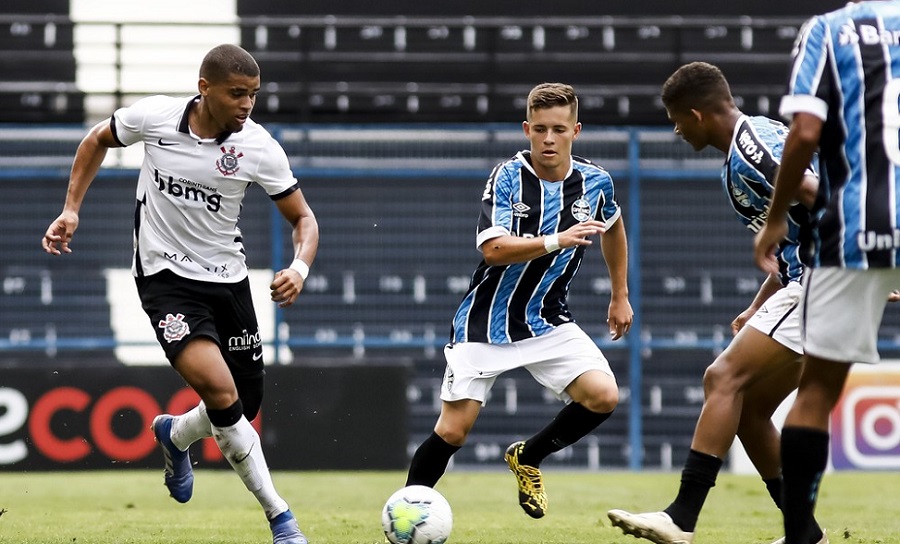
[522,120,530,137]
[690,108,703,123]
[573,122,582,139]
[198,77,210,96]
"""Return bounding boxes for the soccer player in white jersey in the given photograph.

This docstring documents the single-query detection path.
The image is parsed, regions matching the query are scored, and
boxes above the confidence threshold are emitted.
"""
[754,3,900,543]
[402,83,633,519]
[41,44,317,544]
[607,62,827,544]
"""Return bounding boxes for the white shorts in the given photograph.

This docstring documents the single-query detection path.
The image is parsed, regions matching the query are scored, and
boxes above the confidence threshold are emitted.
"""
[802,267,900,364]
[746,280,803,355]
[440,323,615,405]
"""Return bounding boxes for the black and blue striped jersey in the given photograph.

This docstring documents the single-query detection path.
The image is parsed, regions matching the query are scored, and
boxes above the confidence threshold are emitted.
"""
[783,1,900,269]
[725,115,816,284]
[451,150,621,344]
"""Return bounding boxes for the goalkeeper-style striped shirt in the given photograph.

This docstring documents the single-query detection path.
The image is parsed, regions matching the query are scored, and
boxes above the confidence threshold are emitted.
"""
[783,1,900,268]
[724,115,817,284]
[451,150,621,344]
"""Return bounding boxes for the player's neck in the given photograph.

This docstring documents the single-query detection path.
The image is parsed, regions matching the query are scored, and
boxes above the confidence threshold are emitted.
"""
[189,100,225,140]
[712,109,744,153]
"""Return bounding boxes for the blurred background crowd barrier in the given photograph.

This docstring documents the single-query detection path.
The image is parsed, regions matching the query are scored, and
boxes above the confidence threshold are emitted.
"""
[5,0,900,472]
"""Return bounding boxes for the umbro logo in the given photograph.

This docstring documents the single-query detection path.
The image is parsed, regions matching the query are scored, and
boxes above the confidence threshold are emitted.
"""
[157,138,179,146]
[513,201,531,218]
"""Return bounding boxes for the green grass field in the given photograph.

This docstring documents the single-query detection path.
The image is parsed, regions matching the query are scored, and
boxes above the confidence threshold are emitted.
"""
[1,469,899,543]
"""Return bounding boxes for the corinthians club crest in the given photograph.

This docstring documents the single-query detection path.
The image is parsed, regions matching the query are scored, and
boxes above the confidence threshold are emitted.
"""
[158,313,190,343]
[216,146,243,176]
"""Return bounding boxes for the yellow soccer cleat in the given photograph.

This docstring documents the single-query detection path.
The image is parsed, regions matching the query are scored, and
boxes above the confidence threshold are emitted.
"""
[504,441,547,519]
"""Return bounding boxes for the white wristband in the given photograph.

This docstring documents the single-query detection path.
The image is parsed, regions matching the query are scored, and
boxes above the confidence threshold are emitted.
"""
[543,234,560,253]
[289,259,310,280]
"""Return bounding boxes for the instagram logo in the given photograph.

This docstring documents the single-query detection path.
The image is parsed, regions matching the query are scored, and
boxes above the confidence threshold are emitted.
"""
[832,366,900,470]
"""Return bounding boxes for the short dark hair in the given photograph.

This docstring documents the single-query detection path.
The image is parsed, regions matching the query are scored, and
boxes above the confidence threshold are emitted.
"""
[661,62,733,112]
[527,83,578,120]
[199,44,260,83]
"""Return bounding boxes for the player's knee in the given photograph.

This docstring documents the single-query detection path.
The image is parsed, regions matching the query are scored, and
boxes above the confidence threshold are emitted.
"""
[580,384,619,414]
[703,358,739,394]
[433,424,470,447]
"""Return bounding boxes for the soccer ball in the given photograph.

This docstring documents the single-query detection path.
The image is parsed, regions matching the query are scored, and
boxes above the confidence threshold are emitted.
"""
[381,485,453,544]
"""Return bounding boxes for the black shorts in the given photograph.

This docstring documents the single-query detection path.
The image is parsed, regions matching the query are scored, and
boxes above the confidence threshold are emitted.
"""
[135,269,265,379]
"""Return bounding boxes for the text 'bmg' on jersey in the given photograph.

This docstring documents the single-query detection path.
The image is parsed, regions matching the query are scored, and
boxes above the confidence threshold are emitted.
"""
[452,151,621,344]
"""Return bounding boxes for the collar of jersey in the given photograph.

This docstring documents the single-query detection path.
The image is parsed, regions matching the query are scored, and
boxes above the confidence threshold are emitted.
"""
[178,95,234,145]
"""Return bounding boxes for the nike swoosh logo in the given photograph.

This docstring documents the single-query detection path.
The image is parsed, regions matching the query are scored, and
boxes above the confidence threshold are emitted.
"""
[252,351,263,361]
[235,443,253,464]
[157,138,179,146]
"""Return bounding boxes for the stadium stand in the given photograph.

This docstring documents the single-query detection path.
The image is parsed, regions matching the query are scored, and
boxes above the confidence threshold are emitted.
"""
[235,14,803,124]
[0,12,84,123]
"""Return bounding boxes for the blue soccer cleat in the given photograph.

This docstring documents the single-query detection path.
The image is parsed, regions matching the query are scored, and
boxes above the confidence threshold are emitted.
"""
[270,510,309,544]
[151,414,194,503]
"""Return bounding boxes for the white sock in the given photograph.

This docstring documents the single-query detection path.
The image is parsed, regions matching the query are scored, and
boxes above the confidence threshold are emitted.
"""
[212,415,289,519]
[170,403,212,451]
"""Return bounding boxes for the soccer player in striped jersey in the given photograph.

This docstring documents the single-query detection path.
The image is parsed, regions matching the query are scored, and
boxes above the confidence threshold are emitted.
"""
[404,83,633,519]
[608,62,826,544]
[42,44,316,544]
[754,3,900,543]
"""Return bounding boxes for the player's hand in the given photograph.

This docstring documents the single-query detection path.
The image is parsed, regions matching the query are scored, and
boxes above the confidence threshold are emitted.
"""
[607,296,633,340]
[731,307,756,335]
[889,290,900,303]
[270,269,305,308]
[753,220,787,276]
[559,220,607,248]
[42,211,79,255]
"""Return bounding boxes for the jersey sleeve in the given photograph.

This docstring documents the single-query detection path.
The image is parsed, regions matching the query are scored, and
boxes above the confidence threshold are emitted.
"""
[255,136,300,199]
[595,172,621,226]
[475,162,514,250]
[780,16,831,121]
[110,95,170,147]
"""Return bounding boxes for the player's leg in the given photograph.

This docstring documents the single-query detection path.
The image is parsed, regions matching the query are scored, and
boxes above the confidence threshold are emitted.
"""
[406,399,482,487]
[518,369,618,467]
[738,366,826,544]
[510,324,617,518]
[139,271,213,503]
[781,268,895,544]
[781,356,848,544]
[607,326,798,544]
[665,328,800,530]
[407,342,497,487]
[175,338,305,544]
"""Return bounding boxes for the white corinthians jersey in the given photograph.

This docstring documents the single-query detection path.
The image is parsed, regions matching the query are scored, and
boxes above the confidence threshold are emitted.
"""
[111,95,300,283]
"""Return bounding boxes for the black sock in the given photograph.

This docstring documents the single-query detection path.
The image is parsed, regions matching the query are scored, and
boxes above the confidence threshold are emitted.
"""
[405,432,461,488]
[781,427,829,544]
[663,449,723,532]
[765,476,823,543]
[518,402,613,467]
[764,477,783,509]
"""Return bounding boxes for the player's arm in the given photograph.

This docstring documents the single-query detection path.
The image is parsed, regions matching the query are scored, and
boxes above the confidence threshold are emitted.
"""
[42,119,119,255]
[270,189,319,308]
[732,273,783,334]
[754,112,823,275]
[795,173,819,210]
[600,217,633,340]
[481,220,607,266]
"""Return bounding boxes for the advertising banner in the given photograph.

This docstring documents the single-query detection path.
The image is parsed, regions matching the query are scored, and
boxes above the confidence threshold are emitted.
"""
[0,364,408,471]
[831,362,900,470]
